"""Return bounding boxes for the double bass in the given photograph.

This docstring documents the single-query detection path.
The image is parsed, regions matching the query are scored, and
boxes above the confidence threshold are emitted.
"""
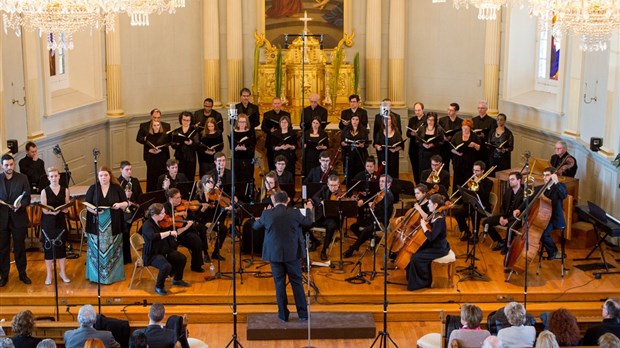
[504,156,569,273]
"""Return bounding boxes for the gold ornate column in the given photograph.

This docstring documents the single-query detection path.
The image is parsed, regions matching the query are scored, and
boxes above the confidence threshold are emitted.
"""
[0,33,5,152]
[106,16,125,117]
[22,33,44,140]
[483,14,501,115]
[204,0,222,107]
[365,0,382,107]
[388,0,405,108]
[226,0,243,106]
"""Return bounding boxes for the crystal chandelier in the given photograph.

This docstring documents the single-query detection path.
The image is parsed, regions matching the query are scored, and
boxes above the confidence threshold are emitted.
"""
[0,0,186,50]
[432,0,522,20]
[529,0,620,52]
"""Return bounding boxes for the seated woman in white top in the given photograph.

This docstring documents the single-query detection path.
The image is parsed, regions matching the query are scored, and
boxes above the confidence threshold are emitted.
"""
[497,302,536,348]
[448,303,491,348]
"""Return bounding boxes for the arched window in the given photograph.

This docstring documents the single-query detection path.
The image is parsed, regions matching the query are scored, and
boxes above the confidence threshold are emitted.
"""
[535,17,560,93]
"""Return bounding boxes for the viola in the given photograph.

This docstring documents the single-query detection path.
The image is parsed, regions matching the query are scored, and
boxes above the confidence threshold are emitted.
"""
[206,188,232,208]
[176,199,202,212]
[158,214,189,229]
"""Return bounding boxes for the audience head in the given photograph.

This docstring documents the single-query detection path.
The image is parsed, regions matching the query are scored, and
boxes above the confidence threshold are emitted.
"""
[535,330,560,348]
[77,304,97,328]
[36,339,57,348]
[603,297,620,319]
[129,333,149,348]
[482,335,504,348]
[548,308,580,346]
[84,338,105,348]
[0,338,15,348]
[504,302,527,326]
[149,302,166,323]
[460,303,483,329]
[598,333,620,348]
[11,309,36,336]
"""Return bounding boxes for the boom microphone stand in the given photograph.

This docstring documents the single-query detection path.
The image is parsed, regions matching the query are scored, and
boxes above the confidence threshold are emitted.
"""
[371,101,398,347]
[41,228,65,321]
[225,104,243,348]
[92,148,102,314]
[53,144,79,259]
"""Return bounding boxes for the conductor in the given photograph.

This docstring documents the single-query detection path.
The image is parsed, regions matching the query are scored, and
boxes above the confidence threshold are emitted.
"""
[253,191,313,322]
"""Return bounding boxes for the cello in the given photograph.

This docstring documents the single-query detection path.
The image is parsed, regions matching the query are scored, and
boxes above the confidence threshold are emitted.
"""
[388,184,439,253]
[504,156,569,274]
[394,202,451,270]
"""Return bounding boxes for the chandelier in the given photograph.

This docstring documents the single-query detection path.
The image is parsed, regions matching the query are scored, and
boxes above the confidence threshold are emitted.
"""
[432,0,523,20]
[0,0,186,50]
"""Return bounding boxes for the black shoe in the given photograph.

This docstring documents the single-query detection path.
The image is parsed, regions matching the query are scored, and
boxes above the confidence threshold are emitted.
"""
[492,241,506,251]
[320,250,328,261]
[172,280,191,287]
[191,267,205,273]
[298,316,308,321]
[204,254,211,263]
[0,277,7,287]
[211,252,225,261]
[155,287,168,296]
[309,240,321,252]
[342,248,354,258]
[460,232,471,242]
[19,274,32,285]
[547,251,563,260]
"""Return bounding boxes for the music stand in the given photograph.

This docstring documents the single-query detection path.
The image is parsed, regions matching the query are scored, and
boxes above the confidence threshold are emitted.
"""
[176,181,196,200]
[238,202,271,275]
[457,187,490,282]
[280,183,296,203]
[304,182,325,201]
[323,200,358,270]
[392,179,415,203]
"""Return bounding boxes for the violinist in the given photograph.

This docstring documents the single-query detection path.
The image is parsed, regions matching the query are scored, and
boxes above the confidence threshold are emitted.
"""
[274,155,294,185]
[199,174,230,261]
[343,174,394,258]
[230,113,256,184]
[163,188,205,272]
[207,152,231,188]
[341,113,369,186]
[406,194,450,291]
[305,174,343,260]
[170,111,199,180]
[197,116,224,177]
[550,141,578,178]
[453,161,493,242]
[483,172,524,253]
[141,203,189,296]
[351,156,377,210]
[157,159,189,191]
[420,155,450,197]
[304,151,334,184]
[540,167,568,260]
[118,160,143,263]
[260,172,281,204]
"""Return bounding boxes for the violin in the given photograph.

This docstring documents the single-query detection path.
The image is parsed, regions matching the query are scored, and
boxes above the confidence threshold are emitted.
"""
[176,199,202,212]
[206,188,232,208]
[158,214,189,229]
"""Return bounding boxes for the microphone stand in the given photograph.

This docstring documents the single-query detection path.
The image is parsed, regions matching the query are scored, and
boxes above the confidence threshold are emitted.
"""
[225,104,243,348]
[92,148,102,314]
[41,228,65,321]
[371,103,398,347]
[521,152,531,309]
[303,231,316,348]
[54,145,79,259]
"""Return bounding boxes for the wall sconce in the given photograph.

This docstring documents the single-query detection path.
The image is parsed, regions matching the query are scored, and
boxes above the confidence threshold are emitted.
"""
[583,80,598,104]
[11,96,26,107]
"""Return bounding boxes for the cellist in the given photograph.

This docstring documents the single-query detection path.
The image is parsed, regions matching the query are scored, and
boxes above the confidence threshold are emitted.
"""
[407,194,450,291]
[540,167,567,260]
[343,174,394,258]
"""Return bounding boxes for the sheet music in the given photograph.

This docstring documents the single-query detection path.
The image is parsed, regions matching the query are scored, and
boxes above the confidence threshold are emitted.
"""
[607,213,620,226]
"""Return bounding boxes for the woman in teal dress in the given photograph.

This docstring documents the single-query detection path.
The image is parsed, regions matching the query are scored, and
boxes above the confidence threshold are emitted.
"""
[84,166,129,284]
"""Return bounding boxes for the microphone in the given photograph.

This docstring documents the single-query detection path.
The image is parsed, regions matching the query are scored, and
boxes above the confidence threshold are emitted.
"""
[380,101,389,118]
[228,103,238,121]
[92,148,100,157]
[53,144,61,156]
[522,150,531,158]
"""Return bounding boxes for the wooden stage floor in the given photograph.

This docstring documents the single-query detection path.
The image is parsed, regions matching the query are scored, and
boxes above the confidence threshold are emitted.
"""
[1,217,618,346]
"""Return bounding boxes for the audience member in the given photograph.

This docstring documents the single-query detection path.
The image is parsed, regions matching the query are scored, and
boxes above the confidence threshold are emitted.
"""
[84,338,105,348]
[535,330,560,348]
[482,336,504,348]
[64,305,121,348]
[497,302,536,348]
[583,298,620,346]
[133,302,177,348]
[36,339,57,348]
[0,338,15,348]
[129,333,148,348]
[547,308,580,346]
[10,310,42,348]
[447,304,490,348]
[598,333,620,348]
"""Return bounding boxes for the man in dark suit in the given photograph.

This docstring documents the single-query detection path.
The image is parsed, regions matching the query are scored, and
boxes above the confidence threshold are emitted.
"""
[253,191,313,322]
[483,171,524,253]
[582,297,620,346]
[133,302,177,348]
[301,93,328,131]
[304,151,333,184]
[207,152,232,187]
[236,87,260,129]
[420,154,451,197]
[540,167,568,260]
[339,94,368,130]
[0,154,32,287]
[194,98,223,132]
[156,159,189,191]
[64,305,121,348]
[18,141,46,193]
[453,161,493,242]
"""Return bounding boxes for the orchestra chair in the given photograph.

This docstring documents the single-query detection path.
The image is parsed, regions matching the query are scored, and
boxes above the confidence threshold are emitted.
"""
[65,199,85,239]
[128,232,156,289]
[536,226,568,278]
[26,204,43,248]
[416,310,449,348]
[431,249,456,288]
[78,208,88,257]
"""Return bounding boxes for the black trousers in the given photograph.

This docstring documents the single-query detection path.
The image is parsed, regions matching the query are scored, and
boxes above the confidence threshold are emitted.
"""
[149,251,186,289]
[177,230,204,270]
[0,219,27,278]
